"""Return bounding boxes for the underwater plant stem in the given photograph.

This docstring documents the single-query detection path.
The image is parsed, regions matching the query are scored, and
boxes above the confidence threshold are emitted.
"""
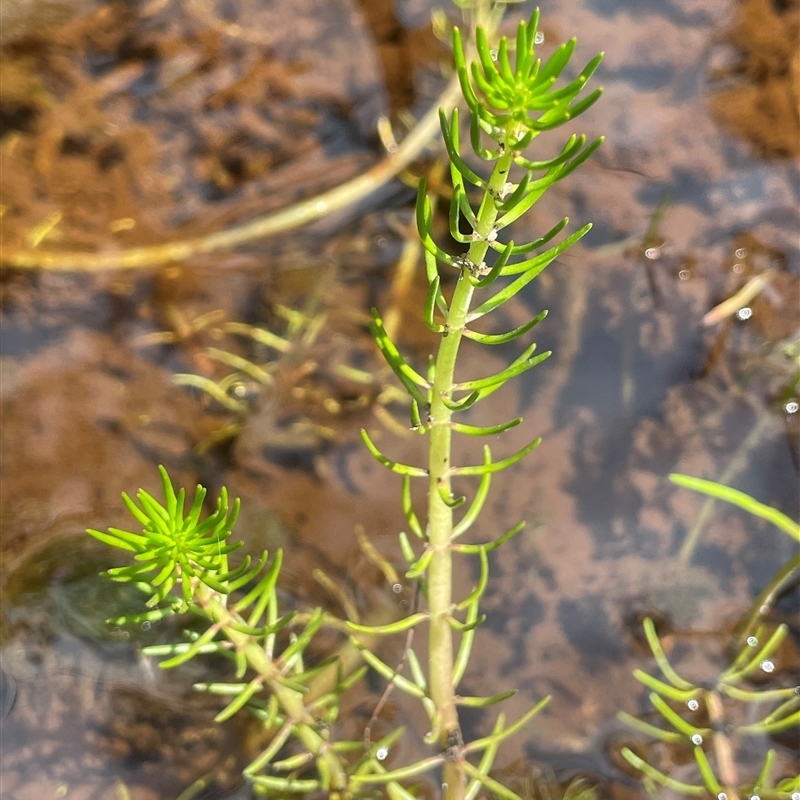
[706,690,740,800]
[195,584,349,795]
[2,75,461,271]
[735,552,800,647]
[678,414,773,562]
[426,146,515,798]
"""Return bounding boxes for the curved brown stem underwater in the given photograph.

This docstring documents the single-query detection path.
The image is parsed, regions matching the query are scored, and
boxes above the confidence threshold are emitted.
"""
[0,76,461,272]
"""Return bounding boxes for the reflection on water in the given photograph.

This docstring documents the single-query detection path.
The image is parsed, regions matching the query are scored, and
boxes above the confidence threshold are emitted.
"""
[0,0,798,796]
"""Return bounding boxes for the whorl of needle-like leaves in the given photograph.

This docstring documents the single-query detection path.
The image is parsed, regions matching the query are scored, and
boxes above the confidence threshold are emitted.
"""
[454,9,603,151]
[88,466,250,618]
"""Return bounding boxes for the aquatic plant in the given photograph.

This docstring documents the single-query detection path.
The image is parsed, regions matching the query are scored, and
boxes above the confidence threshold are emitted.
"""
[619,477,800,800]
[88,4,603,798]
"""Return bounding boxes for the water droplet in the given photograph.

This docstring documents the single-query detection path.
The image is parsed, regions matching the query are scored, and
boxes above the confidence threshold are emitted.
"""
[785,401,799,414]
[691,733,703,745]
[760,659,775,673]
[376,745,389,761]
[735,247,747,259]
[678,269,691,281]
[736,306,752,321]
[534,32,545,45]
[232,382,248,398]
[489,49,498,61]
[687,699,699,711]
[751,794,761,800]
[718,793,727,800]
[142,621,152,631]
[315,200,328,213]
[791,792,800,800]
[732,262,745,274]
[375,236,387,248]
[747,636,758,647]
[392,583,403,594]
[644,247,660,260]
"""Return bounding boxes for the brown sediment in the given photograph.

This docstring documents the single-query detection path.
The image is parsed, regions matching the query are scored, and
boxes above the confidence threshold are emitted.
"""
[709,0,800,157]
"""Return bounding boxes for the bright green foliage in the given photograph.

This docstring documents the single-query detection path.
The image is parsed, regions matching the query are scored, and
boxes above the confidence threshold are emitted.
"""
[89,468,394,797]
[88,466,244,619]
[358,7,602,799]
[670,473,800,543]
[620,619,800,800]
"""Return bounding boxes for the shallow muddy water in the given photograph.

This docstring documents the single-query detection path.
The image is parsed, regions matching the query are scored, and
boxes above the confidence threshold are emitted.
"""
[1,0,798,798]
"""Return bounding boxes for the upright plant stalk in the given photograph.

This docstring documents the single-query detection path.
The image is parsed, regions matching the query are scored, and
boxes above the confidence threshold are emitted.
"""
[86,7,605,799]
[362,9,603,798]
[426,146,515,779]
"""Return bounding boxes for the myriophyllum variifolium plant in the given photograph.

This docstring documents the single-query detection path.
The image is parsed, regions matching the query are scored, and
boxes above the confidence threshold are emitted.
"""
[619,617,800,800]
[357,8,602,794]
[617,476,800,800]
[88,8,603,799]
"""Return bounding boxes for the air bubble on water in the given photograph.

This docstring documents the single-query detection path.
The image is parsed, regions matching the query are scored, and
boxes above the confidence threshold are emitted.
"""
[232,383,248,398]
[751,794,761,800]
[732,262,745,274]
[376,746,389,761]
[736,307,752,321]
[687,699,699,711]
[760,660,775,673]
[747,636,758,647]
[375,236,387,248]
[735,247,747,259]
[392,583,403,594]
[785,401,799,414]
[142,621,152,631]
[644,247,660,260]
[691,733,703,745]
[678,269,691,281]
[534,32,545,44]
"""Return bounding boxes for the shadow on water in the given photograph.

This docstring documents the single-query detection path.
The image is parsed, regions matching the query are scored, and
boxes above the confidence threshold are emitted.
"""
[1,0,798,797]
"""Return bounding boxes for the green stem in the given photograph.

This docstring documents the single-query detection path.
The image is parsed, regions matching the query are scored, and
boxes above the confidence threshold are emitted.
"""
[195,584,350,797]
[427,145,514,799]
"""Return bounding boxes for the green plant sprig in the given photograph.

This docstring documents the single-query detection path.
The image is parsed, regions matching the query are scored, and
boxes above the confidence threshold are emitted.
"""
[619,617,800,800]
[88,466,244,618]
[356,8,602,798]
[89,468,386,797]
